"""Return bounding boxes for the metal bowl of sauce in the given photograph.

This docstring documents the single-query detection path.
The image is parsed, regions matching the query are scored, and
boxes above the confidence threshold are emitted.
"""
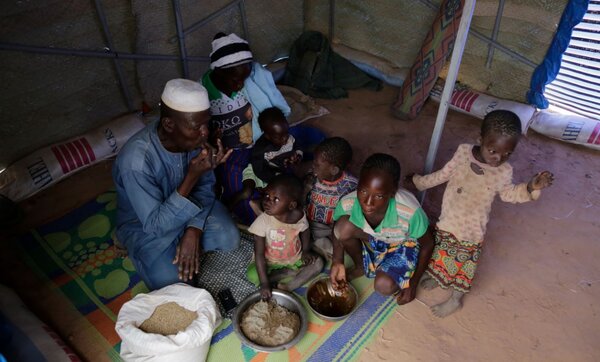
[306,277,358,321]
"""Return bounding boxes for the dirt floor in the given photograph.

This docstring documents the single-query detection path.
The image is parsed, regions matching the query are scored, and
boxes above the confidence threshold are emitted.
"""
[4,85,600,361]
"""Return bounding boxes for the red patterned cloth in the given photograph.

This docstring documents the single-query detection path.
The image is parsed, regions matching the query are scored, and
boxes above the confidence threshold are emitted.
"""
[427,228,482,293]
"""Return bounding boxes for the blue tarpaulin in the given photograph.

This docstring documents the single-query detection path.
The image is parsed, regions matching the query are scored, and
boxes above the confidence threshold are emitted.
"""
[526,0,589,108]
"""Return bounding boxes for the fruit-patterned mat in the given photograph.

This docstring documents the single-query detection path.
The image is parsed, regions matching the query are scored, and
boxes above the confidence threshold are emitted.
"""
[17,189,400,361]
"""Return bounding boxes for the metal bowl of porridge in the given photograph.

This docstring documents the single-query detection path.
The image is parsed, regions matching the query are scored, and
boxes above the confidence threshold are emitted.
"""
[233,289,308,352]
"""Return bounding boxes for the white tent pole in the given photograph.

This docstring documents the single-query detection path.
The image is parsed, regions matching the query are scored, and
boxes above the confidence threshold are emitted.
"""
[420,0,476,204]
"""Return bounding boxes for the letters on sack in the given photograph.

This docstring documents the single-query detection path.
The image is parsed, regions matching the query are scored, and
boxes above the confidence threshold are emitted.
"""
[0,113,146,202]
[430,81,535,134]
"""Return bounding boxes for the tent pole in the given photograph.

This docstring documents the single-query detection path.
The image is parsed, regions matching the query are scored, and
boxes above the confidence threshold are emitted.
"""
[485,0,506,69]
[239,0,250,43]
[169,0,242,43]
[329,0,335,41]
[93,0,134,111]
[417,0,535,68]
[420,0,476,204]
[0,42,209,62]
[172,0,189,78]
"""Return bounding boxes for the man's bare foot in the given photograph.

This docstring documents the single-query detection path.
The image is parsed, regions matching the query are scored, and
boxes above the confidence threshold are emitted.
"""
[347,267,364,281]
[419,274,439,290]
[431,290,464,318]
[114,246,128,258]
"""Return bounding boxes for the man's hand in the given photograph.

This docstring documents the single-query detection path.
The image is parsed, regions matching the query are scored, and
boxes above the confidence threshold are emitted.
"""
[330,262,347,290]
[396,284,417,305]
[528,171,554,192]
[188,139,233,177]
[173,228,202,282]
[210,139,233,167]
[188,148,213,178]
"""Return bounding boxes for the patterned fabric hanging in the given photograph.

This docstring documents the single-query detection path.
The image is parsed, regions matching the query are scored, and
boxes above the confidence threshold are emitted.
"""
[392,0,465,120]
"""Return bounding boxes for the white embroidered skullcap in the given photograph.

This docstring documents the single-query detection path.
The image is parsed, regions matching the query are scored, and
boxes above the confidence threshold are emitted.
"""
[161,79,210,112]
[210,32,253,70]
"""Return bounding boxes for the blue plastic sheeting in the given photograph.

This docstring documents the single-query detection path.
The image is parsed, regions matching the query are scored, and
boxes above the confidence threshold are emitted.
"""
[288,125,326,161]
[0,311,47,362]
[526,0,589,108]
[350,61,405,87]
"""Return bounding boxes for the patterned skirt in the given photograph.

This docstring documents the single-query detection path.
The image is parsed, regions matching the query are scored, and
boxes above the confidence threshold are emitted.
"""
[427,229,482,293]
[362,236,419,290]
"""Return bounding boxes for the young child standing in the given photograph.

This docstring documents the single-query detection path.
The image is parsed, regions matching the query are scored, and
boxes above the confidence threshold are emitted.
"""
[230,107,302,215]
[247,174,323,298]
[305,137,358,260]
[407,110,554,317]
[330,153,434,305]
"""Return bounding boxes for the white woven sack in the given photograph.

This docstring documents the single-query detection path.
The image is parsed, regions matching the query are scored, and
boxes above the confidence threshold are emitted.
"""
[0,284,80,361]
[0,112,146,202]
[430,82,535,133]
[530,110,600,151]
[115,283,221,362]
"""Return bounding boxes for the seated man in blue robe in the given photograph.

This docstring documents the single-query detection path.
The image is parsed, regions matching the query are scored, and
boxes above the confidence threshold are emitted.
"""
[113,79,238,290]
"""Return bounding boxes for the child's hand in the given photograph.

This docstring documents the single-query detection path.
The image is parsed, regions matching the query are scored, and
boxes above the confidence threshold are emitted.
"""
[228,185,254,210]
[528,171,554,192]
[304,171,315,186]
[302,251,317,265]
[293,152,303,164]
[330,262,346,290]
[403,173,417,192]
[303,172,316,192]
[284,153,302,167]
[260,283,272,299]
[396,285,417,305]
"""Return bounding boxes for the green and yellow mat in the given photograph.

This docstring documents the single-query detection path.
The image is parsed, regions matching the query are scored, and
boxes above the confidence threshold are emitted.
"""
[17,190,399,361]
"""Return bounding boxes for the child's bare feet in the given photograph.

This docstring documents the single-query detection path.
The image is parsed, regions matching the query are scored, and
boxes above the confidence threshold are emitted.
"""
[268,268,296,284]
[431,290,464,318]
[114,245,128,258]
[419,273,439,290]
[278,257,324,291]
[276,282,290,291]
[313,237,333,260]
[113,237,128,258]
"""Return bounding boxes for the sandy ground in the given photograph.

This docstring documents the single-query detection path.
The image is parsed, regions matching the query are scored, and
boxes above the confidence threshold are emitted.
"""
[304,86,600,361]
[4,85,599,361]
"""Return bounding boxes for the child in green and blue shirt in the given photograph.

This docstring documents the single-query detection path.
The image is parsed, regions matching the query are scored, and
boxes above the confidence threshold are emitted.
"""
[329,153,434,305]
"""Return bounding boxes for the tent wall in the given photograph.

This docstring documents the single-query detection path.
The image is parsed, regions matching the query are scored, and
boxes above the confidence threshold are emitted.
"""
[1,1,138,172]
[305,0,566,103]
[132,0,303,104]
[0,0,303,171]
[0,0,568,173]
